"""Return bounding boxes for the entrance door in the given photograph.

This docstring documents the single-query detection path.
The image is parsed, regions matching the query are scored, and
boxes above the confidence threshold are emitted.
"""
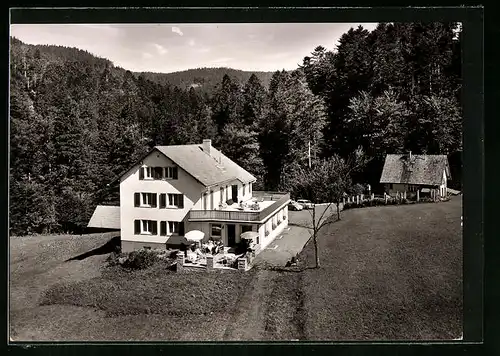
[231,185,238,202]
[227,224,236,246]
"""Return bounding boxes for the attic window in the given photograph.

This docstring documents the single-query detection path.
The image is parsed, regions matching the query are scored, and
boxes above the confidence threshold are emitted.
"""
[139,166,153,180]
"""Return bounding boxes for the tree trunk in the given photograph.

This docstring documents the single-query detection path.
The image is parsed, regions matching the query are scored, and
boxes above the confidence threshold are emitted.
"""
[336,201,341,220]
[312,205,320,268]
[313,231,320,269]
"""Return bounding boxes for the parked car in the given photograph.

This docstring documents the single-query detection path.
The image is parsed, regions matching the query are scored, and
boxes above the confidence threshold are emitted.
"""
[288,200,304,211]
[297,199,313,209]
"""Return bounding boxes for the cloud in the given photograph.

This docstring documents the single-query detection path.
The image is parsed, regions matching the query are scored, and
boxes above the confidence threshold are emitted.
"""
[172,26,183,36]
[211,57,233,64]
[263,52,291,60]
[197,47,210,53]
[142,52,153,59]
[188,38,196,46]
[153,43,168,55]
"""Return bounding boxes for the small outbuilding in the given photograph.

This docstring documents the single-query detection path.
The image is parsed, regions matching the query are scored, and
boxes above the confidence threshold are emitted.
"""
[380,152,451,200]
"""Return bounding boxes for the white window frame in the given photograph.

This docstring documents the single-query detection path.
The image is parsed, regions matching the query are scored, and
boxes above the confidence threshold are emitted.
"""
[168,221,179,235]
[164,167,176,179]
[141,193,153,207]
[141,220,153,234]
[143,166,153,180]
[168,193,181,208]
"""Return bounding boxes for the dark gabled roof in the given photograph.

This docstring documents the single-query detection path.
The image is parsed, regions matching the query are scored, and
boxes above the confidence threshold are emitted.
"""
[87,205,120,229]
[155,144,256,187]
[380,154,451,185]
[109,143,256,188]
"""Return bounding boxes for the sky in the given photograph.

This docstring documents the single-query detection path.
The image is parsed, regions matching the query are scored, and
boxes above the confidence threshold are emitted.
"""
[10,23,378,73]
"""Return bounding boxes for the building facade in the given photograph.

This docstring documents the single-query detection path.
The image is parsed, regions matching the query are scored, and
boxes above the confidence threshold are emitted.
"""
[380,153,451,200]
[89,140,290,253]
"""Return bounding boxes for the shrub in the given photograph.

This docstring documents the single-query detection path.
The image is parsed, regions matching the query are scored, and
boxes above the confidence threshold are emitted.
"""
[106,251,126,267]
[351,183,365,195]
[372,198,386,206]
[122,249,161,270]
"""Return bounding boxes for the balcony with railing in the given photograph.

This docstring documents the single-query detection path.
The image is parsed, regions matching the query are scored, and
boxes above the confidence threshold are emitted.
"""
[188,192,290,222]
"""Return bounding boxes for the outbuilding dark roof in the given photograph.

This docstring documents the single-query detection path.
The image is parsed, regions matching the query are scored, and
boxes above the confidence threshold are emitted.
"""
[380,154,451,186]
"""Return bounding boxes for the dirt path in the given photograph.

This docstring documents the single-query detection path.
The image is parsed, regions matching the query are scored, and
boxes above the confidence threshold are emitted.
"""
[222,268,276,341]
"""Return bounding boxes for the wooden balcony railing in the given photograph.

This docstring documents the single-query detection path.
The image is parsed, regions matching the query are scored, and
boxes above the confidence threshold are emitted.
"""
[188,210,260,222]
[189,192,290,222]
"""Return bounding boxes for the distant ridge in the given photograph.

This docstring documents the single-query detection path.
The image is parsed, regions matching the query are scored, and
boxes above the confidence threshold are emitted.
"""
[10,37,279,95]
[135,67,275,94]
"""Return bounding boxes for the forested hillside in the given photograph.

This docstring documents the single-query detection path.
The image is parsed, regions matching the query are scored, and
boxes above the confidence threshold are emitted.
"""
[9,22,462,236]
[137,67,274,95]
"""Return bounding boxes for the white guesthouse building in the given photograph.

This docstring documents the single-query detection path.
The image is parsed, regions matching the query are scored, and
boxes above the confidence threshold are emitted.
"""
[88,139,290,253]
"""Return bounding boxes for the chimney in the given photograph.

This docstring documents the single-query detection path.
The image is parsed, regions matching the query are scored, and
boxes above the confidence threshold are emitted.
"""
[202,139,211,156]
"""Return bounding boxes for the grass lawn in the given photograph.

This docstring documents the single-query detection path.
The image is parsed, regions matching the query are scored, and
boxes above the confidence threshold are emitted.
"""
[10,197,462,341]
[297,196,463,340]
[10,232,253,341]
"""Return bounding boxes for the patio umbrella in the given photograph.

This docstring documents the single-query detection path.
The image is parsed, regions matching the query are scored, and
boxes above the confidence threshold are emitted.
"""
[240,231,259,241]
[185,230,205,242]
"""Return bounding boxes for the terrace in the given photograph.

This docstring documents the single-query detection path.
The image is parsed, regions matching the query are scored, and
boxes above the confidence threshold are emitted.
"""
[188,191,290,223]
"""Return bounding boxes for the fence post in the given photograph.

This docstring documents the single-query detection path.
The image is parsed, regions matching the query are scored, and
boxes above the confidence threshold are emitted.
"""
[403,191,407,200]
[417,190,420,202]
[237,258,247,271]
[356,195,360,205]
[177,253,185,272]
[361,194,364,202]
[371,193,374,201]
[384,192,388,204]
[206,255,214,271]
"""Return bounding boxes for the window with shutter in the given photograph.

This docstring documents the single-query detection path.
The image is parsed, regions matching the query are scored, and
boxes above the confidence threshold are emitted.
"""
[141,167,152,179]
[134,220,140,234]
[168,221,179,235]
[152,221,158,235]
[167,194,182,208]
[141,193,154,207]
[140,220,153,234]
[160,221,167,236]
[179,222,185,236]
[172,167,178,179]
[134,193,140,207]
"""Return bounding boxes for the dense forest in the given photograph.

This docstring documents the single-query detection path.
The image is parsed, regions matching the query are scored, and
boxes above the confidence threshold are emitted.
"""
[9,22,462,236]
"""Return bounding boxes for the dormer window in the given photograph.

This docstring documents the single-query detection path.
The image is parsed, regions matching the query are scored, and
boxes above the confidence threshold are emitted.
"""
[164,167,178,179]
[139,166,153,180]
[139,165,178,180]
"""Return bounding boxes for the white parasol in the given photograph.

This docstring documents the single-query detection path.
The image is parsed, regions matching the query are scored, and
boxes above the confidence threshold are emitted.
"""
[240,231,259,241]
[185,230,205,242]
